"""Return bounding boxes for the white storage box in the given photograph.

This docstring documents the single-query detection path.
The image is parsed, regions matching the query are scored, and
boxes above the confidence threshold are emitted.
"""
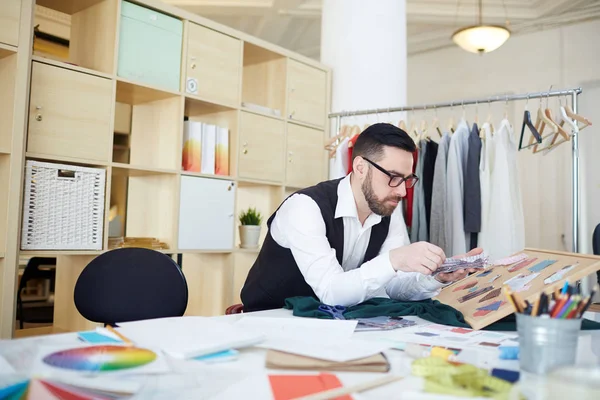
[21,160,106,250]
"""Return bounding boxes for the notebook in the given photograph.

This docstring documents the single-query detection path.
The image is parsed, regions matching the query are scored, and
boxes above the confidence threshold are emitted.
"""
[268,373,351,400]
[115,316,264,359]
[265,349,390,373]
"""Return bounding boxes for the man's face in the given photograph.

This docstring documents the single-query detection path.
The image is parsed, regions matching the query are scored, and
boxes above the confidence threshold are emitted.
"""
[360,146,414,217]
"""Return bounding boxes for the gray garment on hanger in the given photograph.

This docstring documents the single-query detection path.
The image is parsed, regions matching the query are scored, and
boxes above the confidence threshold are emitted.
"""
[430,133,451,253]
[464,124,482,233]
[410,139,428,243]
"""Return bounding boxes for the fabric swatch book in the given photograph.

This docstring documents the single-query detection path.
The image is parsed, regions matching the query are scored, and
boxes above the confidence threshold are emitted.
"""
[266,349,390,373]
[116,316,264,359]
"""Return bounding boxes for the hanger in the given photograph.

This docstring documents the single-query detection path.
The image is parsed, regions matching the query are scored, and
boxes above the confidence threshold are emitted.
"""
[325,124,351,158]
[564,103,592,131]
[431,105,442,137]
[346,124,361,149]
[399,119,407,131]
[485,99,494,135]
[447,103,455,134]
[532,95,559,153]
[519,95,542,151]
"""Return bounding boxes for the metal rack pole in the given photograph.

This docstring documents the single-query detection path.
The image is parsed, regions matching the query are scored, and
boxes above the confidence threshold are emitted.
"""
[572,91,580,253]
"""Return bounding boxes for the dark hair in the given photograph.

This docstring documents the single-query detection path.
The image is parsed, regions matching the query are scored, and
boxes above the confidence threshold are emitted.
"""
[351,123,415,165]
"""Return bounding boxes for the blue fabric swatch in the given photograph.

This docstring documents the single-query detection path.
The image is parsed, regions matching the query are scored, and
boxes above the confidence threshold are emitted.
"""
[528,259,557,273]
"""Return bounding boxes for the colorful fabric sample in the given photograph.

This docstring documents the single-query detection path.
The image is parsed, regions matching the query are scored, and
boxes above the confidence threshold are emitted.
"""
[528,259,557,273]
[507,257,538,272]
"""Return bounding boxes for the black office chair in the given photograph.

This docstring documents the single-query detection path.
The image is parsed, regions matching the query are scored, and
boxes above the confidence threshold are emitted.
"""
[74,248,188,326]
[593,224,600,286]
[17,257,57,329]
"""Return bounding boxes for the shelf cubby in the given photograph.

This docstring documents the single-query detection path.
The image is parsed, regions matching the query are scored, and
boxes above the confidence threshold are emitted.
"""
[115,79,182,171]
[0,53,17,154]
[183,96,238,178]
[109,167,179,251]
[235,182,283,248]
[182,253,233,316]
[0,155,10,255]
[242,43,286,117]
[34,0,117,74]
[0,43,17,59]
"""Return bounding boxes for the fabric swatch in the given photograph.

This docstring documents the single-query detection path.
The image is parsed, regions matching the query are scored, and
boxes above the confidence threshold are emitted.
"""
[544,264,578,284]
[415,332,439,337]
[457,286,494,303]
[468,286,479,293]
[528,259,557,273]
[473,301,506,317]
[488,274,501,283]
[492,253,528,266]
[507,257,538,272]
[477,269,494,278]
[505,273,539,292]
[453,280,478,292]
[450,328,472,334]
[478,287,502,303]
[478,342,501,347]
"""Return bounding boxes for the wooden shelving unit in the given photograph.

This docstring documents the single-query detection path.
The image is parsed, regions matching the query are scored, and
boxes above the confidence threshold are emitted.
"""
[0,0,331,337]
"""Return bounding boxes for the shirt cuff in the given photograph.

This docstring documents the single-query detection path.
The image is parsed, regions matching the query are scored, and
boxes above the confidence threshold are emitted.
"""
[359,253,397,294]
[416,274,449,292]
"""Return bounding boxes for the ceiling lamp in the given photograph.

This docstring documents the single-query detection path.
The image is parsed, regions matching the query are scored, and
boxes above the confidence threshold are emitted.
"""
[452,0,510,54]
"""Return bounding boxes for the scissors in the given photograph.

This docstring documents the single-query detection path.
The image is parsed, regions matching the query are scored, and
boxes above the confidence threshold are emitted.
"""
[318,304,347,320]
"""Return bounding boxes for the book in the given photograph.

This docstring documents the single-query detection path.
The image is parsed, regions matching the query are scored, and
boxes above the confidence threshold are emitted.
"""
[265,349,390,373]
[201,123,216,174]
[215,126,229,176]
[182,120,202,172]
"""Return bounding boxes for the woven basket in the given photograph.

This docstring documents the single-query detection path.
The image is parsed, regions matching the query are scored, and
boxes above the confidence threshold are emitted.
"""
[21,160,106,250]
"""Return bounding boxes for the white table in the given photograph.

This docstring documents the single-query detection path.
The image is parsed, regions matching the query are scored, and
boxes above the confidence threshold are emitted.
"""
[1,309,599,399]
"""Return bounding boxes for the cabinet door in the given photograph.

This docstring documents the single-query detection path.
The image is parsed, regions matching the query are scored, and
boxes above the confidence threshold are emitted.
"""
[287,59,327,127]
[238,112,284,182]
[185,23,241,106]
[0,0,20,47]
[28,62,112,161]
[178,176,235,250]
[286,123,325,188]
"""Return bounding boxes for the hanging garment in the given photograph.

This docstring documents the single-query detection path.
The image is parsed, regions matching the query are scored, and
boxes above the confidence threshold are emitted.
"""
[346,134,360,174]
[423,140,438,236]
[331,137,350,179]
[486,119,525,262]
[430,133,451,254]
[477,123,495,257]
[404,150,418,228]
[464,123,482,250]
[446,120,470,256]
[410,140,428,243]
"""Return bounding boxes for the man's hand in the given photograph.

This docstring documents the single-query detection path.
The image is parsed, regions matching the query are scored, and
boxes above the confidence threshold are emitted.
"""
[435,247,484,283]
[389,242,446,275]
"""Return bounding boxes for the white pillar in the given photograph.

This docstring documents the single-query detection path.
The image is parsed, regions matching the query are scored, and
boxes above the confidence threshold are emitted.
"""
[321,0,407,122]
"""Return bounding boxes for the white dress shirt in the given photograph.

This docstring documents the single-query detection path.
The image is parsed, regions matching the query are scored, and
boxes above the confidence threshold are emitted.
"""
[446,119,470,256]
[270,174,446,307]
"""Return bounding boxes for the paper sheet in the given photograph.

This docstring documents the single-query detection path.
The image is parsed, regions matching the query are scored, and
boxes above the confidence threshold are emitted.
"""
[116,316,264,359]
[234,317,389,362]
[0,354,15,373]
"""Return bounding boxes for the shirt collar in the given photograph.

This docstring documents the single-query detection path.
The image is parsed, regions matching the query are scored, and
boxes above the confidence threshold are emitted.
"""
[335,174,382,225]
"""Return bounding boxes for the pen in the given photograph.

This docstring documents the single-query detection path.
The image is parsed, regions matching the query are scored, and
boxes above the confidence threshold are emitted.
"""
[105,325,134,346]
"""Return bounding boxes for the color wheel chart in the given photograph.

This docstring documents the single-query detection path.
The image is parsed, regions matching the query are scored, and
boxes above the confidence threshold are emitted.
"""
[42,345,156,372]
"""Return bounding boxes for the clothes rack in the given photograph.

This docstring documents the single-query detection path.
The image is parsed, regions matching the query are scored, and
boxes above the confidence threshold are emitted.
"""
[328,88,583,255]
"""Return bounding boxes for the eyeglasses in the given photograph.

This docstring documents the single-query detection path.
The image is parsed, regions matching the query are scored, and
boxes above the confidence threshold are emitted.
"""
[362,157,419,188]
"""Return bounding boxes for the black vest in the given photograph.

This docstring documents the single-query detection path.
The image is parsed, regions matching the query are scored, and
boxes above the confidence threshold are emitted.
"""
[240,178,391,312]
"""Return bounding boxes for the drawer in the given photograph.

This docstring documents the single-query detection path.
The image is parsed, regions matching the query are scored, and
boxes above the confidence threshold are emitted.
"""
[287,59,327,127]
[286,123,326,188]
[185,23,241,106]
[238,112,284,182]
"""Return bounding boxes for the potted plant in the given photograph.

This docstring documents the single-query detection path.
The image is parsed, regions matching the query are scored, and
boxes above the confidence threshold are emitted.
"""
[239,207,263,249]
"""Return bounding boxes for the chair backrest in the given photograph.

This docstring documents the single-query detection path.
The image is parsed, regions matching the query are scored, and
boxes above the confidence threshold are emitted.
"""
[593,223,600,255]
[74,248,188,325]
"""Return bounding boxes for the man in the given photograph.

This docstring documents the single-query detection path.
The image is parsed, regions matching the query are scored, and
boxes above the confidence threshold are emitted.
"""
[241,123,480,312]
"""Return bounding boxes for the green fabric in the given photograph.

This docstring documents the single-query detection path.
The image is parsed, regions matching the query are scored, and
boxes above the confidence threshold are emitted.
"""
[284,296,600,331]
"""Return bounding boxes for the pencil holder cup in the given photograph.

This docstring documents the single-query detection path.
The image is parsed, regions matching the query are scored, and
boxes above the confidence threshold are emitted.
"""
[516,313,581,375]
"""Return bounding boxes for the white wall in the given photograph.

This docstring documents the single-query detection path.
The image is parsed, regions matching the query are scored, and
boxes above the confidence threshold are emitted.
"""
[407,19,600,254]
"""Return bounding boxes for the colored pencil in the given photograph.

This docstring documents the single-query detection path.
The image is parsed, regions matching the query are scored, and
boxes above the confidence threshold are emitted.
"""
[531,295,541,316]
[503,286,519,313]
[105,325,134,346]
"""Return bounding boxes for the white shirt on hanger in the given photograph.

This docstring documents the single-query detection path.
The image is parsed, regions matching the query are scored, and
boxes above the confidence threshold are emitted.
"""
[445,119,470,256]
[270,174,446,307]
[485,119,525,261]
[331,137,350,179]
[477,122,495,257]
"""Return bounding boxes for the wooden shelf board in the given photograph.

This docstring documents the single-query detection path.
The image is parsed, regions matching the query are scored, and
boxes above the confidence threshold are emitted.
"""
[116,78,181,105]
[36,0,105,15]
[26,152,110,167]
[0,252,5,258]
[112,145,130,151]
[287,118,324,131]
[241,106,284,121]
[0,43,17,59]
[237,177,283,187]
[13,325,70,338]
[184,93,238,114]
[32,55,114,80]
[111,163,179,176]
[177,249,233,254]
[0,148,10,156]
[181,171,235,181]
[20,250,104,256]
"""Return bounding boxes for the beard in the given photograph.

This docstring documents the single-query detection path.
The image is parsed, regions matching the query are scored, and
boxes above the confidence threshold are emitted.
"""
[361,169,403,217]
